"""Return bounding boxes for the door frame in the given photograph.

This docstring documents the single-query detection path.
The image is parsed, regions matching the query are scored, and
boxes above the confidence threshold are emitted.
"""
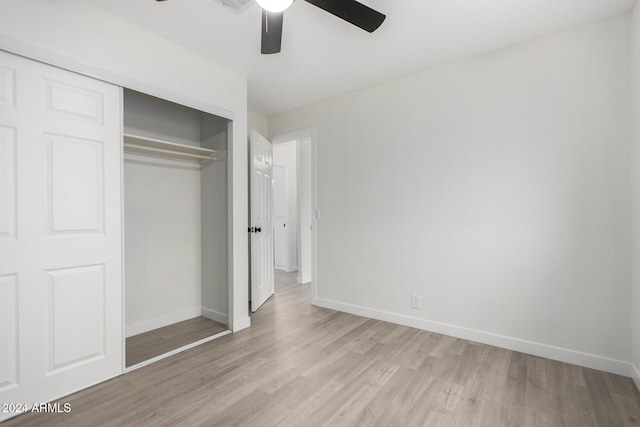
[271,128,318,304]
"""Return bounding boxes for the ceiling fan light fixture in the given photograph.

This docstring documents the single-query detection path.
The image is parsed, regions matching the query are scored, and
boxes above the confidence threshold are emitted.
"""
[256,0,293,13]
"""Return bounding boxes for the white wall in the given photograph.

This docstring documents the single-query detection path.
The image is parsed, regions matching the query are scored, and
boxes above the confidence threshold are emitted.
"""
[124,90,202,146]
[274,141,298,271]
[0,0,250,331]
[124,156,202,334]
[249,110,269,138]
[631,3,640,386]
[123,90,214,335]
[270,14,632,372]
[201,116,230,324]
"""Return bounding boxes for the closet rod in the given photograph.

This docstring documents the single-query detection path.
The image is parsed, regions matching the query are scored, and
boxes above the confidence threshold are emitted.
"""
[124,142,215,161]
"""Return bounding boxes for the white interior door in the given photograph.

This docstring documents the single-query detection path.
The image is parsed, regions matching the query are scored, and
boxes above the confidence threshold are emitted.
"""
[0,51,122,421]
[273,164,288,270]
[249,130,274,312]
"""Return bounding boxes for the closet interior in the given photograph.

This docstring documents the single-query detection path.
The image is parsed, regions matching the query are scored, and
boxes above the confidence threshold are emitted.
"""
[123,89,230,368]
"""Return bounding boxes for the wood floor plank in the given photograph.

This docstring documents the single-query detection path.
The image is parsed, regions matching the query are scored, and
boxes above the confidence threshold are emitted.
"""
[502,351,528,406]
[5,270,640,426]
[583,368,625,426]
[611,393,640,427]
[323,384,380,427]
[402,379,462,426]
[274,379,345,426]
[401,330,440,370]
[352,366,414,426]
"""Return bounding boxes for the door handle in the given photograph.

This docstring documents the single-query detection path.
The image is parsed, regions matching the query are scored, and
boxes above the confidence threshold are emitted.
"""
[256,227,262,233]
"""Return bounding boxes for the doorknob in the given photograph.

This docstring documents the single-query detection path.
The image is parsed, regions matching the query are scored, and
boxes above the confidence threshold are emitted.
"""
[256,227,262,233]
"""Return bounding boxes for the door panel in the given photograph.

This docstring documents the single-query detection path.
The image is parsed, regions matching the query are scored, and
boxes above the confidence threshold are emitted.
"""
[44,79,104,124]
[249,130,274,312]
[46,134,105,234]
[0,50,122,421]
[47,264,106,371]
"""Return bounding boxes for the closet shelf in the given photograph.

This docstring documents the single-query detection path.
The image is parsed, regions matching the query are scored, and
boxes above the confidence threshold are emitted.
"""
[123,133,218,163]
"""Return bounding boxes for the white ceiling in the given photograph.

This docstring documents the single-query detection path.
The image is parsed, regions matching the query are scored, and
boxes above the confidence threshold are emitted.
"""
[87,0,635,116]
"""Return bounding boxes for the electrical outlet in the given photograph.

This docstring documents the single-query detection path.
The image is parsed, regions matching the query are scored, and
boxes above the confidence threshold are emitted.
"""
[411,294,421,309]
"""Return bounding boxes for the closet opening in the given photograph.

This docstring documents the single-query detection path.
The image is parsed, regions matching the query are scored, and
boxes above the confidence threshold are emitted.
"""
[123,89,231,369]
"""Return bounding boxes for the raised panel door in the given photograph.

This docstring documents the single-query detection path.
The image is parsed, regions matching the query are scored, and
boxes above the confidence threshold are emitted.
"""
[0,50,122,422]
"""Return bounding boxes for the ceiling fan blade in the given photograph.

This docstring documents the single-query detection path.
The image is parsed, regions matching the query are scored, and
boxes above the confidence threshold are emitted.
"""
[261,10,284,54]
[303,0,385,33]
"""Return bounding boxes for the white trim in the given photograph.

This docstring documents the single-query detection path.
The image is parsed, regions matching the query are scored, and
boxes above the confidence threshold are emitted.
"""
[125,307,201,338]
[125,330,231,372]
[271,128,317,145]
[0,36,233,120]
[314,297,635,377]
[201,307,228,325]
[632,364,640,391]
[232,316,251,332]
[119,87,127,373]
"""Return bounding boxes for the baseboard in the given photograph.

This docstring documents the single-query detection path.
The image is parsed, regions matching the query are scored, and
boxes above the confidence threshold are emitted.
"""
[632,364,640,391]
[298,277,311,285]
[201,307,228,325]
[126,307,201,337]
[314,297,634,378]
[232,316,251,332]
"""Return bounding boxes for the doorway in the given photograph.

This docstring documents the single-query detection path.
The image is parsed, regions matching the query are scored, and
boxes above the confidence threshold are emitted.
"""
[273,141,297,275]
[249,128,317,312]
[272,130,316,299]
[273,137,312,285]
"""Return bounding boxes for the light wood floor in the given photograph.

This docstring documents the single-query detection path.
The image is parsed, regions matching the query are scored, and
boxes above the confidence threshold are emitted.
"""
[126,316,228,367]
[6,271,640,426]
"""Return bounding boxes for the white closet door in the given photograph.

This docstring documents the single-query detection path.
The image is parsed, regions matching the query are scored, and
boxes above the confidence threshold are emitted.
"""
[0,50,122,421]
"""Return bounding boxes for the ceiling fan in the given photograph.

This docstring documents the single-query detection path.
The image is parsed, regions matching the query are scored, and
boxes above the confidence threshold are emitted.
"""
[156,0,386,54]
[256,0,386,54]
